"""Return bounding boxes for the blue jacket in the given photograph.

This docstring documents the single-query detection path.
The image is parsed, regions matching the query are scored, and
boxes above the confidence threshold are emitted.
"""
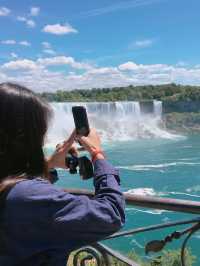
[0,159,125,265]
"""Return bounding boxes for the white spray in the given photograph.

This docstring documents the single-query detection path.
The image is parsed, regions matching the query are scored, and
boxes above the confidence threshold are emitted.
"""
[46,101,178,146]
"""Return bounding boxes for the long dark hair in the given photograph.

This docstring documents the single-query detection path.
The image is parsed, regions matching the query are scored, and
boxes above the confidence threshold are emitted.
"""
[0,83,52,194]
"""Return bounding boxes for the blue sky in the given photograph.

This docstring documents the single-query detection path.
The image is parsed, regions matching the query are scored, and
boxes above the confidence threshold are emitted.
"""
[0,0,200,92]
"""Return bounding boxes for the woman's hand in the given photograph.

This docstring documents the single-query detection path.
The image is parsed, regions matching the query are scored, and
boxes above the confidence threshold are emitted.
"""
[76,128,105,161]
[47,130,77,169]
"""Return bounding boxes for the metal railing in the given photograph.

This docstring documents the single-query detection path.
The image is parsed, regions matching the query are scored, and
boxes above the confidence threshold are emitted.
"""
[65,189,200,266]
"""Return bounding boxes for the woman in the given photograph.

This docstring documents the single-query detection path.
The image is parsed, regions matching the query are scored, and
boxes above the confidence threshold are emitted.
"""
[0,83,125,266]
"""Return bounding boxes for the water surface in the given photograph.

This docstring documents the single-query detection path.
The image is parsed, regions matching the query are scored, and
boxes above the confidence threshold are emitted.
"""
[50,135,200,264]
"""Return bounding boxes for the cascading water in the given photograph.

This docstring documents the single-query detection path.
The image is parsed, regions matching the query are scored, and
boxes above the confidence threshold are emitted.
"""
[46,101,178,146]
[153,100,162,118]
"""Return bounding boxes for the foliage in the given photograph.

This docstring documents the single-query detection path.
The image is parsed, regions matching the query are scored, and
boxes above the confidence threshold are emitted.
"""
[40,84,200,133]
[39,84,200,103]
[149,249,196,266]
[164,112,200,133]
[111,249,195,266]
[68,248,196,266]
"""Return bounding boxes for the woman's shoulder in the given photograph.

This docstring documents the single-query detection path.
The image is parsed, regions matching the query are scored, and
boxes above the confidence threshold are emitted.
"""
[7,177,63,203]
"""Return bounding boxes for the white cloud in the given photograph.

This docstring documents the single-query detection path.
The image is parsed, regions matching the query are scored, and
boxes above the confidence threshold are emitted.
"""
[1,56,92,72]
[42,42,51,49]
[42,42,55,55]
[119,61,138,71]
[17,16,26,22]
[43,23,78,35]
[37,56,91,70]
[0,7,10,16]
[17,16,36,28]
[10,53,18,58]
[1,40,31,46]
[129,39,154,49]
[2,59,37,71]
[37,56,75,66]
[19,41,31,46]
[119,61,172,74]
[176,61,188,67]
[80,0,163,18]
[26,19,35,28]
[43,49,56,55]
[136,39,154,48]
[1,40,16,45]
[30,7,40,16]
[87,67,119,75]
[1,57,200,92]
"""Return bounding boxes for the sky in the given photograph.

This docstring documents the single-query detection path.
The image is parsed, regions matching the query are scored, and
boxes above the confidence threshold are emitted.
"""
[0,0,200,92]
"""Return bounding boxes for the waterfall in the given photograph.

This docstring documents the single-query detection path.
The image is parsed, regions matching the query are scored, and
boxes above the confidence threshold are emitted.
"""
[46,101,177,146]
[153,100,162,118]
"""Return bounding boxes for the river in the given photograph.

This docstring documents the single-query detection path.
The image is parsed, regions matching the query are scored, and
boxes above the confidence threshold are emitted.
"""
[45,102,200,264]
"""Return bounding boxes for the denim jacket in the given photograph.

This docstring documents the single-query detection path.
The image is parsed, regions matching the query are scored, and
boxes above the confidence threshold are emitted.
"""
[0,159,125,266]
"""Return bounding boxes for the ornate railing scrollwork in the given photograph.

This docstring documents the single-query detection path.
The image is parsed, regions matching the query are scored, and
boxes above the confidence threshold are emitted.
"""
[66,189,200,266]
[145,221,200,266]
[72,243,139,266]
[72,246,107,266]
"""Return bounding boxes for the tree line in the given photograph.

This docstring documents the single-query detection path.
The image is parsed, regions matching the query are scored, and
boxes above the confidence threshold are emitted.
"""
[39,83,200,102]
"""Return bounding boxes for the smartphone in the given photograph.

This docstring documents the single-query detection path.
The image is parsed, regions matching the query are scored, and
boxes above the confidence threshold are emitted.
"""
[72,106,90,136]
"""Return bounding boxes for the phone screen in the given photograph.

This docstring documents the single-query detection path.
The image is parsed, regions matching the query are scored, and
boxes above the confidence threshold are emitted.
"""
[72,106,90,136]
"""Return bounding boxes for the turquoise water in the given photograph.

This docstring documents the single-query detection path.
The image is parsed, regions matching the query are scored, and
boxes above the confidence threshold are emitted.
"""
[50,135,200,263]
